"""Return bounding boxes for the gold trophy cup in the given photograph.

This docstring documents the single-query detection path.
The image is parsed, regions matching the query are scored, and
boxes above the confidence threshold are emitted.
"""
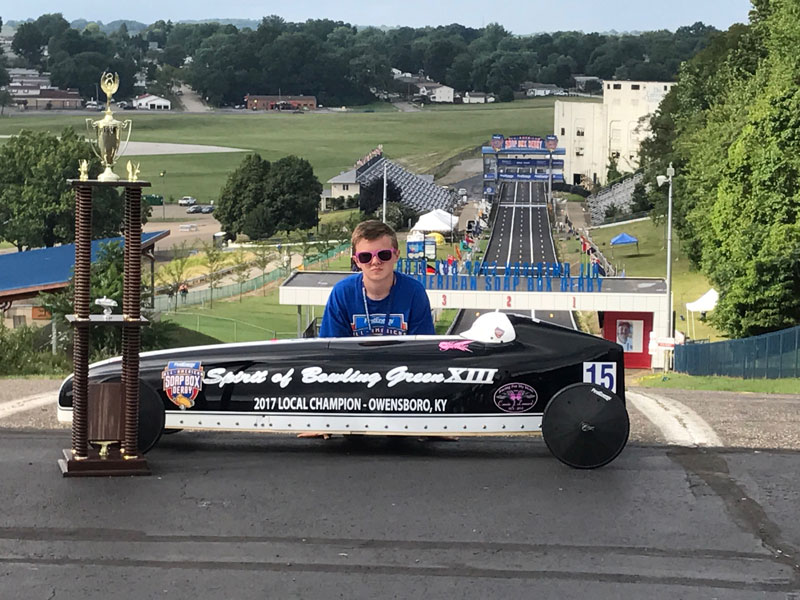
[86,72,132,182]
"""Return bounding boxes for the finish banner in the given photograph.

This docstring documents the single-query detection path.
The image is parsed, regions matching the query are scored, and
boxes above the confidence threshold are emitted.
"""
[498,158,565,168]
[498,172,565,182]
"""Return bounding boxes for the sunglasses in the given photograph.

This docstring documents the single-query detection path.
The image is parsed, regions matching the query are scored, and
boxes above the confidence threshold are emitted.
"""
[354,248,397,264]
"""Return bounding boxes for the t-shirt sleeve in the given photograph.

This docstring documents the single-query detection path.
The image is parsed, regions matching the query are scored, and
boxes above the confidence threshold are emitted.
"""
[407,283,435,335]
[319,286,353,337]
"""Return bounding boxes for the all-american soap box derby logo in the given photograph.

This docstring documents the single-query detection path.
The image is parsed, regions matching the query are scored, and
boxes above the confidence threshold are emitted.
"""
[162,361,204,409]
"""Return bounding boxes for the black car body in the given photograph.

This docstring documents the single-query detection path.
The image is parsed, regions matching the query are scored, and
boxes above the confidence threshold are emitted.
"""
[58,313,629,467]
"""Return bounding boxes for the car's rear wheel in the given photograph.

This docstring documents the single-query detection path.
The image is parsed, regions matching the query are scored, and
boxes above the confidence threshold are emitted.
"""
[541,382,629,469]
[138,382,166,453]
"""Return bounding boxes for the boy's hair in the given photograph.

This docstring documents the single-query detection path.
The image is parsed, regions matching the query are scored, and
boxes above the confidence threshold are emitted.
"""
[351,220,398,251]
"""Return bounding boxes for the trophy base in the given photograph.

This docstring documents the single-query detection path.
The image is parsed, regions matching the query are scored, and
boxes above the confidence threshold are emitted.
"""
[58,448,151,477]
[97,167,120,182]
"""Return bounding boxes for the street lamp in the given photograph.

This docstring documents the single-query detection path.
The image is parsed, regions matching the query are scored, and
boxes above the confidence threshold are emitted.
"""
[657,162,676,358]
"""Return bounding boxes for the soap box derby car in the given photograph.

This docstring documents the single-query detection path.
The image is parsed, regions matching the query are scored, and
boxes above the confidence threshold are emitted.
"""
[58,313,630,469]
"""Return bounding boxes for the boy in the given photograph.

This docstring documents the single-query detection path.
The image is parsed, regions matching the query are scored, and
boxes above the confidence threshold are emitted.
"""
[320,220,434,337]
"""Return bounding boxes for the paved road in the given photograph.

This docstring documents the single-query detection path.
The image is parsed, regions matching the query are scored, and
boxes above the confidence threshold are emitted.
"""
[452,181,575,333]
[1,383,800,598]
[1,429,798,598]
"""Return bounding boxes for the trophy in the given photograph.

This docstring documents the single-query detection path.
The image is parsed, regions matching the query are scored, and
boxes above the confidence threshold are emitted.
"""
[86,72,132,182]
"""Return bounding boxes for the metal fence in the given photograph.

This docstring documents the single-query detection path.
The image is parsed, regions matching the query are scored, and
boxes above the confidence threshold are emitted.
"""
[154,243,349,312]
[674,325,800,379]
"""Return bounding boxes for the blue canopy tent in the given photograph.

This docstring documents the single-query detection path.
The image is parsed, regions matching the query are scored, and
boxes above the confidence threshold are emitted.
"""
[610,232,639,255]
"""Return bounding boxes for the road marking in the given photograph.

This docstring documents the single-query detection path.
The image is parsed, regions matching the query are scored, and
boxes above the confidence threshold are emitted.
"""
[627,390,722,447]
[0,392,59,419]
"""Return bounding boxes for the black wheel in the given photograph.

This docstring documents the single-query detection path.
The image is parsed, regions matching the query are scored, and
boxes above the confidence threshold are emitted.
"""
[138,382,165,453]
[542,382,629,469]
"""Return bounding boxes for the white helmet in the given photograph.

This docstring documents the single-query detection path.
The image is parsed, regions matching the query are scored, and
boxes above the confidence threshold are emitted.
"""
[460,311,516,344]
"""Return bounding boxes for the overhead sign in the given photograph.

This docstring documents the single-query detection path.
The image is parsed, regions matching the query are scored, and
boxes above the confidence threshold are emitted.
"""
[498,173,565,182]
[502,135,544,150]
[498,158,564,168]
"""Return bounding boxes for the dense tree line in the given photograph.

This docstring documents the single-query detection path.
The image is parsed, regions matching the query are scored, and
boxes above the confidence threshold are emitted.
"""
[10,13,718,106]
[639,0,800,338]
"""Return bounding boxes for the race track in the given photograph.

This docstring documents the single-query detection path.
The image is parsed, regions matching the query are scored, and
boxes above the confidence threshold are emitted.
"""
[451,181,575,333]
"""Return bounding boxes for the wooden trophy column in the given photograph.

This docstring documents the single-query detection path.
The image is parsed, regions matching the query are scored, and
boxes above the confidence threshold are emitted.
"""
[59,180,152,477]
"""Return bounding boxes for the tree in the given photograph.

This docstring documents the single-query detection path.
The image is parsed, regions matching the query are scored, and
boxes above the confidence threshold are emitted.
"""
[497,85,514,103]
[241,155,321,240]
[313,222,339,269]
[264,155,322,234]
[12,22,45,67]
[230,250,251,302]
[637,3,800,337]
[359,176,401,215]
[606,156,623,183]
[200,242,228,309]
[251,243,278,295]
[0,90,12,116]
[40,242,177,359]
[629,182,651,214]
[0,129,124,250]
[216,153,271,238]
[155,243,192,311]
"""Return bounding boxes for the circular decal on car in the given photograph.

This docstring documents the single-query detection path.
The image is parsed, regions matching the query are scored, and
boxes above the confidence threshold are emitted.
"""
[493,382,538,413]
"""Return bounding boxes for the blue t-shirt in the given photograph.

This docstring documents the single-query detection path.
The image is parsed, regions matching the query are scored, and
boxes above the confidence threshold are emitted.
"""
[320,271,435,337]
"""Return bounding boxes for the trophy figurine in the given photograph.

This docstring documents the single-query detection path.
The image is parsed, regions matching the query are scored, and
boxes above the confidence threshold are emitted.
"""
[86,72,132,182]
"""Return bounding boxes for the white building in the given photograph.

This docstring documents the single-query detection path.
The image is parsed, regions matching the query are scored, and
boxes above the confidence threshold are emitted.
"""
[554,80,675,186]
[133,94,171,110]
[463,92,494,104]
[418,83,454,103]
[525,83,564,97]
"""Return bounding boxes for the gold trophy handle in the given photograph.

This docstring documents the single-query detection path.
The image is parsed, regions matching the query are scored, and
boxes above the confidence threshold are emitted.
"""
[85,118,102,162]
[119,120,133,161]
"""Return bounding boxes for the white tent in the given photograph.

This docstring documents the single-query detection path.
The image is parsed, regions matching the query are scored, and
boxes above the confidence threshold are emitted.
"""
[411,210,457,232]
[685,288,718,339]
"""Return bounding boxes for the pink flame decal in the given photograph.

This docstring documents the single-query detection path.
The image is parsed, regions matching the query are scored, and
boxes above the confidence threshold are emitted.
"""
[438,340,473,353]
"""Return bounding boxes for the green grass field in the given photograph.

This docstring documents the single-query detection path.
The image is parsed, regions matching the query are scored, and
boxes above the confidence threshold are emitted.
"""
[0,98,560,203]
[561,219,722,341]
[635,372,800,394]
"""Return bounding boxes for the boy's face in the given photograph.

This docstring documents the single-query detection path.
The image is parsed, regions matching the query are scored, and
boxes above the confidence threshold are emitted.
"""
[354,235,398,287]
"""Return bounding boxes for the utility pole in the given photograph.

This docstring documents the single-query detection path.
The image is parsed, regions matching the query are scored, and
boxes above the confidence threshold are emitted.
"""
[382,160,388,223]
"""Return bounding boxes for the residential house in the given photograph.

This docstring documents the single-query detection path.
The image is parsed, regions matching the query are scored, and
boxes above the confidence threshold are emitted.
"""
[525,83,565,97]
[133,94,172,110]
[463,92,494,104]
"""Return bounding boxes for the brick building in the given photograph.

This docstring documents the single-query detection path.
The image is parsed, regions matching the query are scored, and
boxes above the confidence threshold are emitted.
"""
[244,95,317,111]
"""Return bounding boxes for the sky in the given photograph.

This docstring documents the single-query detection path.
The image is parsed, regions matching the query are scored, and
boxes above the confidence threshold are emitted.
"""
[5,0,753,34]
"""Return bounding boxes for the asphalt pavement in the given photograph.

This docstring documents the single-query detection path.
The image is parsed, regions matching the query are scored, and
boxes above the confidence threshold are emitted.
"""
[1,380,799,598]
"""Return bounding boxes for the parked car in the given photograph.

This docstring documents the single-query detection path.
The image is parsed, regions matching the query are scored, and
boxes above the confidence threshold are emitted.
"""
[117,101,128,109]
[178,196,197,206]
[186,205,203,214]
[200,205,214,214]
[458,188,468,196]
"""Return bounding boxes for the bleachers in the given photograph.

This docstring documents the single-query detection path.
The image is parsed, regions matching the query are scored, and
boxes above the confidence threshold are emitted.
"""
[587,172,643,225]
[358,157,455,213]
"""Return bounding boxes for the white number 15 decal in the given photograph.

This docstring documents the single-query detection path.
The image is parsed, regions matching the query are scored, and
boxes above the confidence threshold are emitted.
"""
[583,362,617,393]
